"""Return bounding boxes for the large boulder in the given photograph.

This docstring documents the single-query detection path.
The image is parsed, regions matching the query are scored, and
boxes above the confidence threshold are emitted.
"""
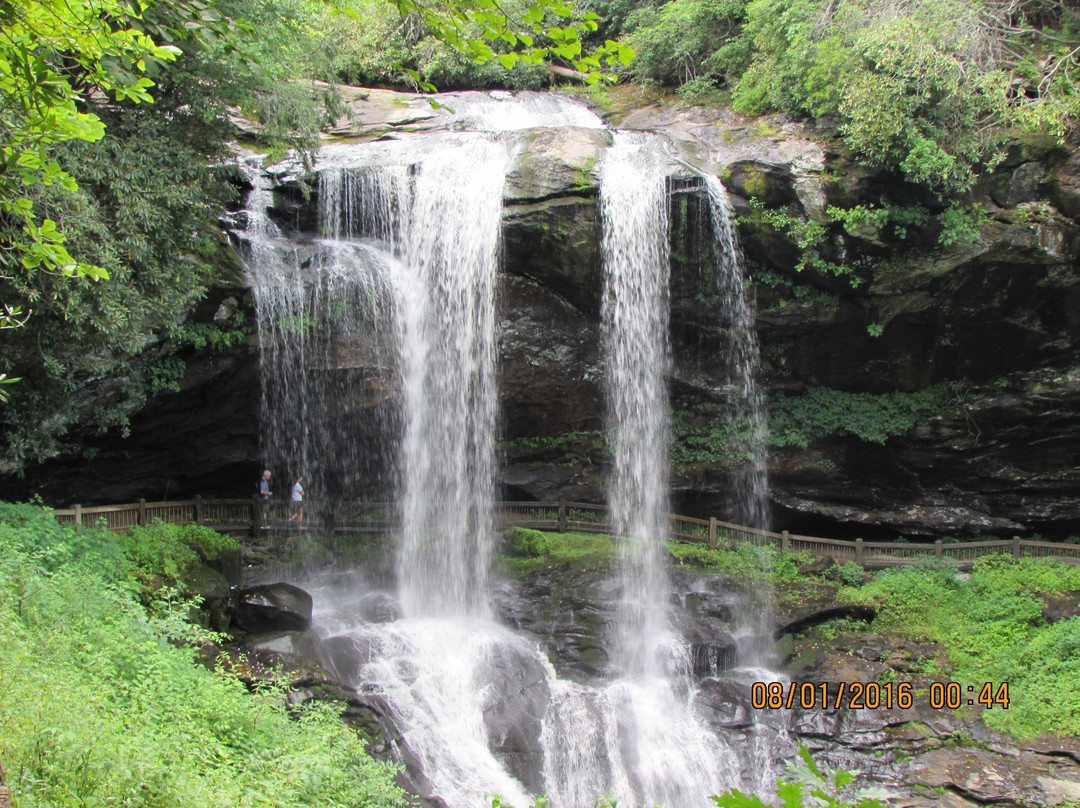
[232,582,314,634]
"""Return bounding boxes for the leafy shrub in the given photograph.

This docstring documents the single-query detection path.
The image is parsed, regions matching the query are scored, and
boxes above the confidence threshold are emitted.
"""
[841,556,1080,738]
[769,384,949,448]
[834,561,865,586]
[505,526,553,557]
[117,522,239,591]
[668,541,813,581]
[624,0,747,86]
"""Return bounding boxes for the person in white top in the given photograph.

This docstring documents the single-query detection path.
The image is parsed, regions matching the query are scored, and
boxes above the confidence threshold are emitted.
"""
[286,475,304,526]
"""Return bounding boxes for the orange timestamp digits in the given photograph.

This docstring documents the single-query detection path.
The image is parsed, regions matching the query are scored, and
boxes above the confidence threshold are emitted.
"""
[751,681,1010,711]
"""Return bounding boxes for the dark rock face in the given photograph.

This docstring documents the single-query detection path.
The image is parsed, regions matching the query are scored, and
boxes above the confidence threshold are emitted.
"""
[474,640,552,793]
[233,582,314,634]
[9,87,1080,542]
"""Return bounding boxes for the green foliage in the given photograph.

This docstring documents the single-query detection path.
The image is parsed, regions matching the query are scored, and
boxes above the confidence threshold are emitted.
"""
[769,384,949,448]
[624,0,1076,192]
[505,526,554,557]
[170,310,249,351]
[508,429,606,453]
[746,199,986,297]
[119,522,240,588]
[744,200,862,285]
[0,502,405,808]
[500,530,617,576]
[714,742,891,808]
[936,202,988,246]
[0,0,181,302]
[826,204,930,241]
[841,556,1080,738]
[671,402,746,468]
[624,0,746,86]
[833,561,865,586]
[668,541,813,582]
[754,267,840,312]
[373,0,636,90]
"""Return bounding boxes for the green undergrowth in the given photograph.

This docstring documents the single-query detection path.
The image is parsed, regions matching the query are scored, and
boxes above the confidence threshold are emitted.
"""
[501,528,617,577]
[668,541,815,582]
[0,501,405,808]
[838,556,1080,739]
[501,527,814,583]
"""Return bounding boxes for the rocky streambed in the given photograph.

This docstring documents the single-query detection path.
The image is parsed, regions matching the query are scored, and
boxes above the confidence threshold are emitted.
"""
[206,553,1080,808]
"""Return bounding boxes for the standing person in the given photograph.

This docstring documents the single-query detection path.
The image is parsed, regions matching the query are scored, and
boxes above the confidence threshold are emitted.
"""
[258,469,272,528]
[287,475,304,526]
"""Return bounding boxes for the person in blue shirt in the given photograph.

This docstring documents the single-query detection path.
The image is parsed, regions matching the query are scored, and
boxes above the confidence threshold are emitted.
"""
[258,469,272,527]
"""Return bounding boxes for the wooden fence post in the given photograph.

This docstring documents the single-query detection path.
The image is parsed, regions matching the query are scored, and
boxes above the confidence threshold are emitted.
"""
[935,540,943,559]
[73,503,82,527]
[782,529,790,554]
[194,495,203,523]
[252,494,261,532]
[558,499,567,533]
[1012,536,1021,558]
[855,537,864,566]
[709,517,717,550]
[137,498,146,526]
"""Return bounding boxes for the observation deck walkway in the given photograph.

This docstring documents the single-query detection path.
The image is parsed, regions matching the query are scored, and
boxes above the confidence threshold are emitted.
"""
[49,497,1080,570]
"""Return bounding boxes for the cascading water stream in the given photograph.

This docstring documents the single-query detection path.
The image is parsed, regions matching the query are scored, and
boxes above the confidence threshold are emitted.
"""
[238,161,400,504]
[703,176,769,532]
[600,132,673,678]
[392,139,507,619]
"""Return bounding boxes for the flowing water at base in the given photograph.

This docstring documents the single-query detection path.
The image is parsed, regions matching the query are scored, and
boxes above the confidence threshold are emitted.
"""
[305,578,782,808]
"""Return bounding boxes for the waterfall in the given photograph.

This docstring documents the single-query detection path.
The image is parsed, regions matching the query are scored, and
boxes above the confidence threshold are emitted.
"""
[599,133,673,677]
[240,164,400,504]
[393,138,508,618]
[240,91,786,808]
[309,135,509,617]
[703,176,770,531]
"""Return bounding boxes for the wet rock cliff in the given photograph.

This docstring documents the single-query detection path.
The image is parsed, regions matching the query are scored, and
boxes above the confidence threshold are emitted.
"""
[11,86,1080,541]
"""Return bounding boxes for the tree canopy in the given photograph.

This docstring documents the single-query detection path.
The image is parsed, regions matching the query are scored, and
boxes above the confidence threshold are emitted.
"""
[623,0,1079,189]
[0,0,634,468]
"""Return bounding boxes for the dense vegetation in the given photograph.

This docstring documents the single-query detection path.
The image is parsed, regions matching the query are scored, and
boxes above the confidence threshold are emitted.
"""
[621,0,1079,190]
[0,501,405,807]
[840,555,1080,739]
[511,526,1080,740]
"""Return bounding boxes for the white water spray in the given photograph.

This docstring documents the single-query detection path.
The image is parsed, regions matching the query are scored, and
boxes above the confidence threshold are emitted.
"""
[600,133,674,677]
[703,176,769,531]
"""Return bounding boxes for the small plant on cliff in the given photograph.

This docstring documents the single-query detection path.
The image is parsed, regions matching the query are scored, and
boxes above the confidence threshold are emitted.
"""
[713,743,893,808]
[769,384,949,448]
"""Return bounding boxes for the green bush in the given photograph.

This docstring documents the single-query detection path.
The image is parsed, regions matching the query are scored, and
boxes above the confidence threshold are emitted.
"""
[668,540,813,582]
[769,384,949,448]
[505,526,553,557]
[834,561,865,586]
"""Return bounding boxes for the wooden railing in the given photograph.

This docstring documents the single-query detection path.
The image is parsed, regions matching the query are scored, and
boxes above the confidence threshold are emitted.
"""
[48,498,1080,567]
